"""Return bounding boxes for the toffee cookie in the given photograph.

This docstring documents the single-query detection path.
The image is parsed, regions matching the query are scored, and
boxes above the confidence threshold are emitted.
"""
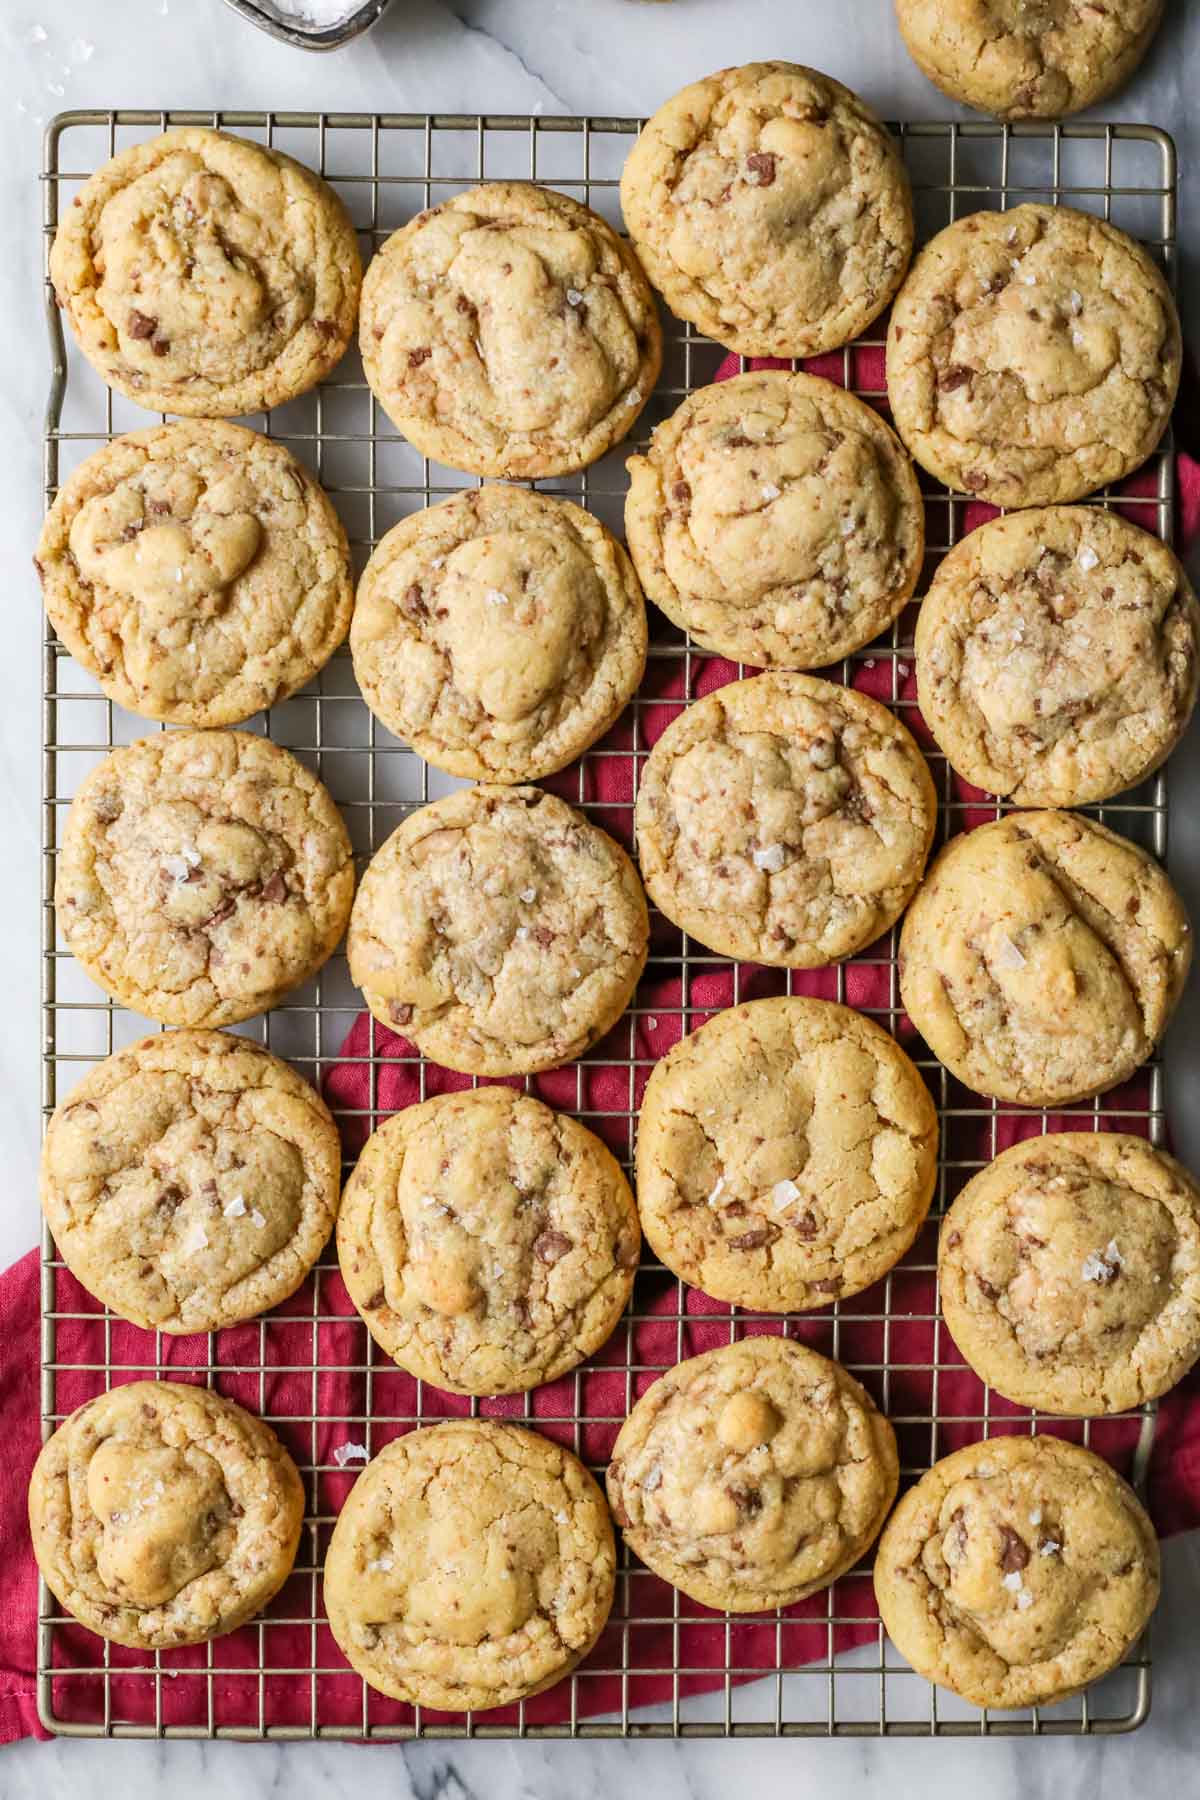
[29,1380,304,1650]
[49,127,360,418]
[873,1434,1159,1708]
[41,1029,341,1334]
[324,1420,615,1709]
[895,0,1165,121]
[350,485,647,781]
[36,421,353,728]
[887,203,1181,506]
[338,1088,640,1395]
[55,730,355,1028]
[359,181,661,478]
[899,811,1191,1107]
[939,1132,1200,1416]
[606,1337,898,1612]
[348,785,648,1075]
[915,506,1200,807]
[625,371,924,668]
[636,996,937,1311]
[620,63,913,358]
[635,673,936,967]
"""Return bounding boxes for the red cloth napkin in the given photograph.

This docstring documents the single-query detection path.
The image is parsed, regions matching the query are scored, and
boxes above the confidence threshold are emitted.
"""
[8,349,1200,1742]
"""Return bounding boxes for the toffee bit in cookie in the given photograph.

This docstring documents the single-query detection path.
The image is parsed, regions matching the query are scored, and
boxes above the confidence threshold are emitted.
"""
[745,151,778,187]
[998,1525,1030,1572]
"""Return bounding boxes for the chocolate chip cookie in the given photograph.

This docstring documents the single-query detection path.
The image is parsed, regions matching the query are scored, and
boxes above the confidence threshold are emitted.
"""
[350,485,647,781]
[324,1420,615,1709]
[55,730,355,1027]
[635,673,936,967]
[49,127,361,418]
[29,1380,305,1650]
[625,371,924,668]
[899,812,1191,1107]
[338,1088,640,1395]
[36,421,353,727]
[360,181,661,478]
[915,506,1200,806]
[607,1337,898,1612]
[348,785,648,1075]
[620,63,913,357]
[887,204,1181,506]
[873,1434,1159,1708]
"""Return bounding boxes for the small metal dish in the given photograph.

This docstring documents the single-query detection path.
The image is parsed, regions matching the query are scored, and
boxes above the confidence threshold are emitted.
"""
[221,0,392,51]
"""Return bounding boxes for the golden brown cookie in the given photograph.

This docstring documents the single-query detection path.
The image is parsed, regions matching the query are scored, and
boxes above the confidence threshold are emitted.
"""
[359,181,661,478]
[49,127,360,417]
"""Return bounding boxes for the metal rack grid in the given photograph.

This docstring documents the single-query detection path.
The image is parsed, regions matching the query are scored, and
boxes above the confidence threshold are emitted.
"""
[37,108,1177,1741]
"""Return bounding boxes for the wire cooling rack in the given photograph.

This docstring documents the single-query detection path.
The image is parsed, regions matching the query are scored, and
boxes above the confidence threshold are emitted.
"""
[38,109,1178,1740]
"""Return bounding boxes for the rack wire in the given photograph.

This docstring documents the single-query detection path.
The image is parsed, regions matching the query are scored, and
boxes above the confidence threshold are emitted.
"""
[38,108,1178,1740]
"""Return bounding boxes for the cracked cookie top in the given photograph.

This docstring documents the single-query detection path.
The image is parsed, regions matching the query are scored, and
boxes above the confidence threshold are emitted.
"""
[359,181,662,479]
[915,506,1200,807]
[37,421,353,728]
[55,731,355,1028]
[625,371,924,668]
[606,1337,898,1612]
[873,1434,1159,1709]
[939,1132,1200,1416]
[338,1088,640,1395]
[887,203,1181,506]
[899,811,1191,1107]
[619,62,913,358]
[895,0,1165,120]
[635,673,937,967]
[347,785,649,1076]
[41,1029,341,1334]
[350,486,647,781]
[324,1419,615,1710]
[49,128,361,418]
[29,1380,305,1650]
[636,996,938,1311]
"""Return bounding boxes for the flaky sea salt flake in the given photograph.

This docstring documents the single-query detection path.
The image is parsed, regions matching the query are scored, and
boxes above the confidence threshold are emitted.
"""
[995,934,1026,971]
[761,484,781,502]
[752,843,786,873]
[333,1441,369,1469]
[707,1175,727,1207]
[250,1208,267,1230]
[1016,1588,1034,1610]
[180,1221,209,1255]
[1002,1570,1023,1592]
[1077,545,1099,572]
[772,1179,800,1212]
[368,1554,394,1572]
[566,288,585,307]
[223,1194,247,1220]
[484,588,508,607]
[1039,1538,1061,1556]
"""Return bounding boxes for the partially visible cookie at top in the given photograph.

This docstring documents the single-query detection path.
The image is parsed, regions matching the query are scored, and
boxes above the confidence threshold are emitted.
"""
[359,181,662,478]
[635,672,936,967]
[899,811,1192,1107]
[347,785,649,1075]
[625,371,924,668]
[620,63,913,358]
[895,0,1165,120]
[55,730,355,1028]
[36,421,353,727]
[887,203,1181,506]
[350,486,647,781]
[49,127,361,418]
[915,506,1200,807]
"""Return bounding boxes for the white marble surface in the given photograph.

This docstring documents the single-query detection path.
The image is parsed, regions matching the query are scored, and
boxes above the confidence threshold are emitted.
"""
[2,0,1199,1788]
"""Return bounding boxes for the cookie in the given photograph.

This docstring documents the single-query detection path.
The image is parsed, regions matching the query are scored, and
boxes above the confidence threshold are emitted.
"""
[635,673,936,967]
[625,371,924,668]
[915,506,1200,807]
[338,1088,640,1395]
[36,421,353,728]
[606,1338,897,1612]
[324,1420,615,1709]
[899,811,1191,1107]
[359,181,661,479]
[49,127,361,418]
[939,1132,1200,1416]
[350,485,647,782]
[620,63,913,358]
[636,996,937,1311]
[29,1380,304,1650]
[41,1029,341,1334]
[348,785,648,1076]
[895,0,1165,120]
[873,1434,1159,1709]
[55,730,355,1028]
[887,203,1181,506]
